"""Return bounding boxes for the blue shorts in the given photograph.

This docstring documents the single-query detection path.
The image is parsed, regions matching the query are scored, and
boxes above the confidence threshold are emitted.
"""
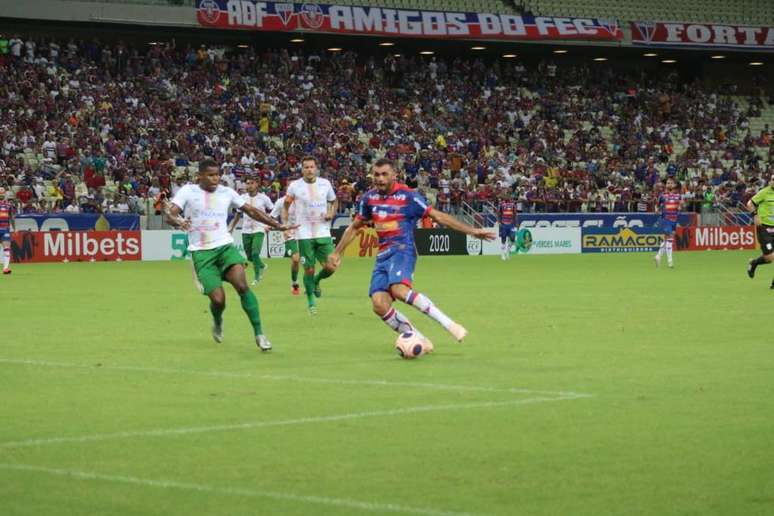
[499,224,515,242]
[660,219,677,235]
[368,251,417,297]
[0,230,10,242]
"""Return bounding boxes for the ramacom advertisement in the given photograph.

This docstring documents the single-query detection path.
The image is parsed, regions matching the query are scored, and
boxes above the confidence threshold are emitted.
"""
[11,231,142,263]
[581,227,663,253]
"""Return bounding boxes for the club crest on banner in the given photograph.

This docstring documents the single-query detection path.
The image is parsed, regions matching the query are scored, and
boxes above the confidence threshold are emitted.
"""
[275,3,295,26]
[598,18,620,37]
[634,21,657,42]
[300,3,325,29]
[198,0,221,24]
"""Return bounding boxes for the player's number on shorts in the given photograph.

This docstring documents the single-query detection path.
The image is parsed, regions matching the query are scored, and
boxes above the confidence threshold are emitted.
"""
[429,234,450,253]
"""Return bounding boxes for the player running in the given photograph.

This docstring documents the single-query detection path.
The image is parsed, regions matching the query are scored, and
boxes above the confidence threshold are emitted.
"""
[329,158,495,348]
[282,156,337,315]
[654,178,682,269]
[165,160,295,351]
[228,175,274,285]
[270,193,301,296]
[746,173,774,288]
[0,187,15,274]
[498,194,517,260]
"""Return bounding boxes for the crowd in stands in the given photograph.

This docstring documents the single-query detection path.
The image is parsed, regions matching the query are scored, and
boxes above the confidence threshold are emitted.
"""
[1,34,773,222]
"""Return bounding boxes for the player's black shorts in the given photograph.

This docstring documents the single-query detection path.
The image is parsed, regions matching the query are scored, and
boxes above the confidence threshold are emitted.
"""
[757,225,774,255]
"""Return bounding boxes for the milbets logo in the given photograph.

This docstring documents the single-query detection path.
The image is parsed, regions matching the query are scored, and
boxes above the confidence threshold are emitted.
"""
[43,231,141,260]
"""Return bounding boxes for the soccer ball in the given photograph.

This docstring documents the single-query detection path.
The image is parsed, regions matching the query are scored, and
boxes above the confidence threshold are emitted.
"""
[394,332,433,359]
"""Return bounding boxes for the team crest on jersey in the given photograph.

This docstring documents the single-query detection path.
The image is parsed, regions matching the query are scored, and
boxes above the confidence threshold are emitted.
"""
[598,18,620,37]
[198,0,220,24]
[634,21,657,42]
[274,3,295,26]
[300,3,324,29]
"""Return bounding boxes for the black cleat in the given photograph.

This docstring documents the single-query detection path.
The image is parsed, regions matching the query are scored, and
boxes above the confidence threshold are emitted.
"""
[770,280,774,290]
[748,259,757,279]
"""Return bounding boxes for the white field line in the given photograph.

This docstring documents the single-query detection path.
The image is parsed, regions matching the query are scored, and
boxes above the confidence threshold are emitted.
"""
[0,357,591,397]
[0,463,475,516]
[0,395,585,450]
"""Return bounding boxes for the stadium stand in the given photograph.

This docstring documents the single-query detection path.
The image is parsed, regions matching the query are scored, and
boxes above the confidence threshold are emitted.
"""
[0,35,771,220]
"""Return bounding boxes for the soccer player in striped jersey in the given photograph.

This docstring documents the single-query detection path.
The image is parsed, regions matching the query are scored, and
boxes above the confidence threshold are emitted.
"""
[166,160,295,351]
[654,177,682,269]
[329,159,495,350]
[498,195,517,260]
[0,187,15,274]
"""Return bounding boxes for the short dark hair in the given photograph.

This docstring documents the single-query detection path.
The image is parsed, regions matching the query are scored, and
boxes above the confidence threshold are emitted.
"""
[199,159,219,173]
[301,155,319,165]
[373,158,395,170]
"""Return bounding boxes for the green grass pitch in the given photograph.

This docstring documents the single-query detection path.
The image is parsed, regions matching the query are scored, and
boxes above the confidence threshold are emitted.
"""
[2,251,773,515]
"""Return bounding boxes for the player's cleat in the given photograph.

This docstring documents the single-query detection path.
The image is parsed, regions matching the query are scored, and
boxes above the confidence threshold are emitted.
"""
[313,282,322,298]
[308,305,318,316]
[250,279,258,286]
[748,259,757,279]
[2,268,10,275]
[668,262,674,269]
[291,284,300,296]
[256,335,272,352]
[447,322,468,342]
[654,255,661,267]
[770,279,774,290]
[212,322,223,343]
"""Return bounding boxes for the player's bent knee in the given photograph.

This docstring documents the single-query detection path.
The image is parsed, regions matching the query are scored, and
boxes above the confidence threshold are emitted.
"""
[389,284,410,302]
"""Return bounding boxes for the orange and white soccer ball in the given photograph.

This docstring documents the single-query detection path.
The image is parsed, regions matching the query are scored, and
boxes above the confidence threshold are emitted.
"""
[395,332,433,359]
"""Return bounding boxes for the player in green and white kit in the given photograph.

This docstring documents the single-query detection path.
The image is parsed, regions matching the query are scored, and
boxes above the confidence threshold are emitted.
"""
[228,175,274,285]
[271,193,301,295]
[282,156,337,314]
[746,173,774,288]
[166,160,294,350]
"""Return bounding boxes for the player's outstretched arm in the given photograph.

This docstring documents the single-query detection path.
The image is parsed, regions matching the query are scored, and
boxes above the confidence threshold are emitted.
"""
[164,202,191,231]
[241,204,296,232]
[429,209,496,240]
[325,199,338,221]
[328,218,366,269]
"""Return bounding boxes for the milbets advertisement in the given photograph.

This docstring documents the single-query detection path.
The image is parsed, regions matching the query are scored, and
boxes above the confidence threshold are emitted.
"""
[11,231,142,263]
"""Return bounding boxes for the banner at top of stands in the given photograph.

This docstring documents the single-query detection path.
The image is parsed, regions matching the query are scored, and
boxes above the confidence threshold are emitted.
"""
[196,1,623,41]
[631,21,774,50]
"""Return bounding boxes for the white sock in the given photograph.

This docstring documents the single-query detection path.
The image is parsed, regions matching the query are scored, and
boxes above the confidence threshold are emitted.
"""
[405,290,453,330]
[2,248,9,269]
[381,307,423,337]
[657,242,666,258]
[666,240,673,263]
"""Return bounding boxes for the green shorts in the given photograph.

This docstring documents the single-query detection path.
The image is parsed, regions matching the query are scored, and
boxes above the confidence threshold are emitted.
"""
[299,237,334,268]
[241,232,265,262]
[285,239,299,257]
[191,244,246,295]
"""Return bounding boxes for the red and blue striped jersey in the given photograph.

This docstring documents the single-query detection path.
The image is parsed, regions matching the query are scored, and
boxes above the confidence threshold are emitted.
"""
[356,184,432,254]
[0,200,14,230]
[659,192,681,222]
[499,200,516,226]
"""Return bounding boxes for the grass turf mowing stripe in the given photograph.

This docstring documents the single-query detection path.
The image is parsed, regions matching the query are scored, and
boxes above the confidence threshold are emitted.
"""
[0,395,588,450]
[0,463,477,516]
